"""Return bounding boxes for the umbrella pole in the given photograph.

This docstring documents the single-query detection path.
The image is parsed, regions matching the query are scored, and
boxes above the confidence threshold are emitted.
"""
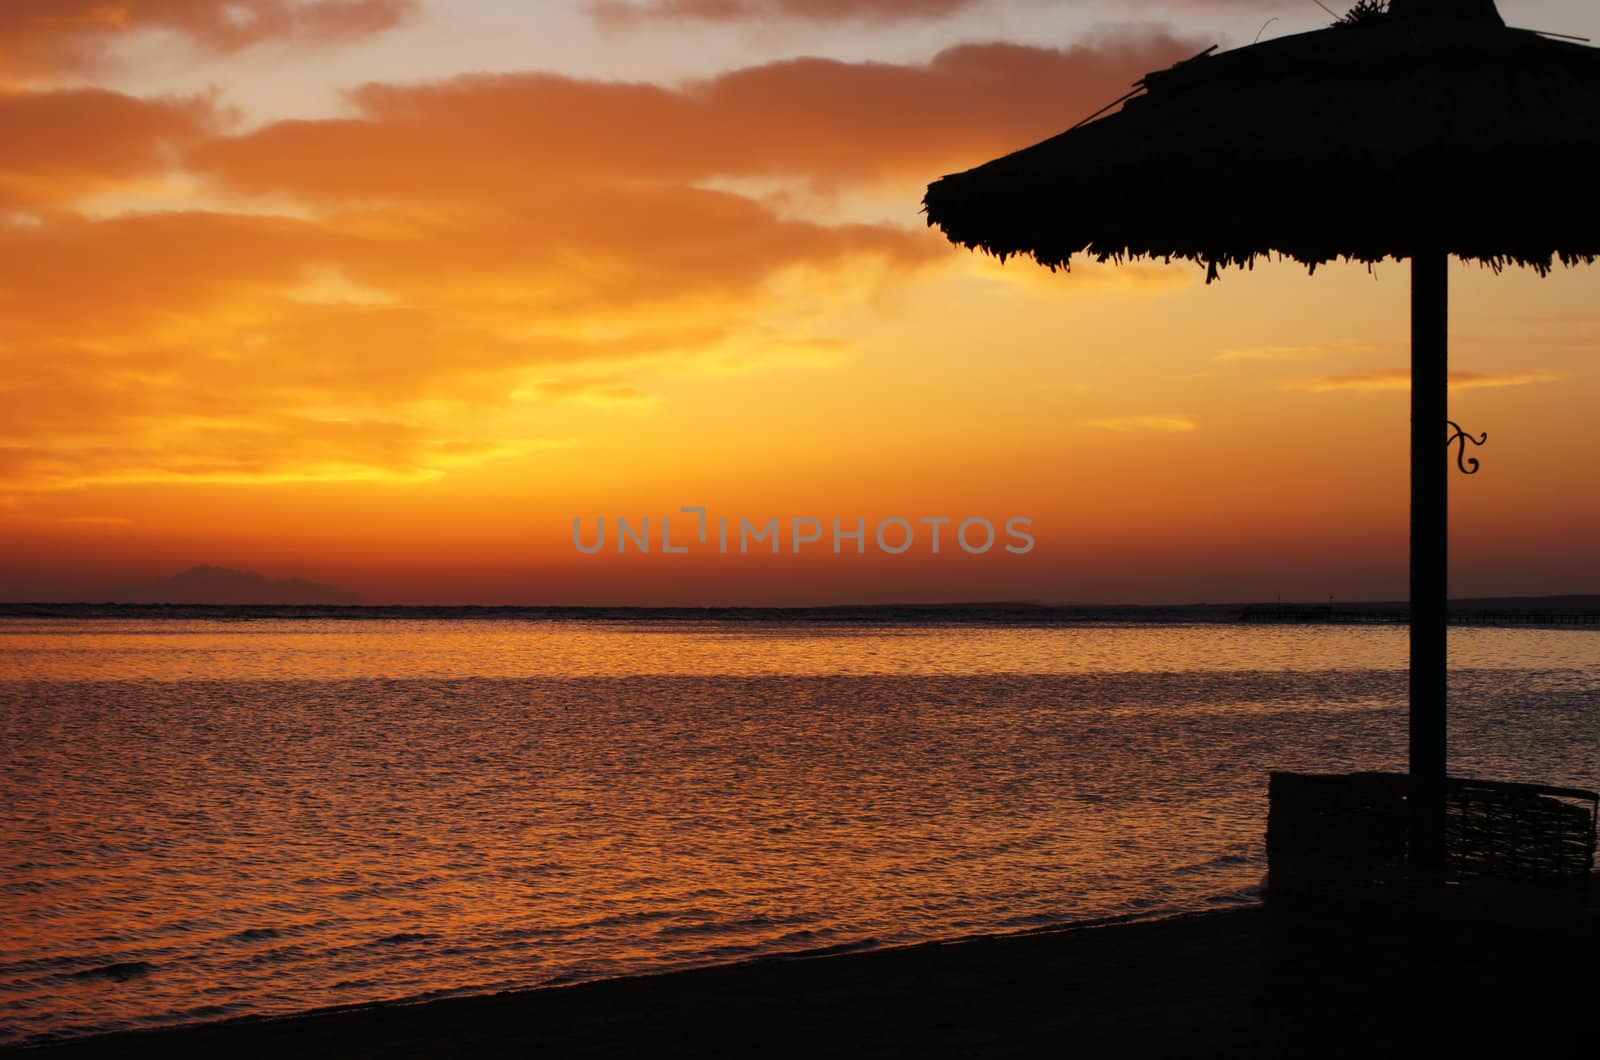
[1409,249,1449,870]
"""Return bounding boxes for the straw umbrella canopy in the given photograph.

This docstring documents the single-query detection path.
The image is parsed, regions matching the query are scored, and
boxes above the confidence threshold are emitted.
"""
[924,0,1600,865]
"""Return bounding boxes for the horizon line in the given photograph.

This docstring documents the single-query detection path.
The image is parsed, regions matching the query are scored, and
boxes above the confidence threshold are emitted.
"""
[7,594,1600,614]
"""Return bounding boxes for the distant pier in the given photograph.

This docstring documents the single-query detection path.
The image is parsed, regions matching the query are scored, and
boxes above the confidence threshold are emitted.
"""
[1239,604,1600,627]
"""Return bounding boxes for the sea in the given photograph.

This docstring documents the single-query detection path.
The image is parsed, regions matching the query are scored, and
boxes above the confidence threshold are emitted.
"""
[2,615,1598,1046]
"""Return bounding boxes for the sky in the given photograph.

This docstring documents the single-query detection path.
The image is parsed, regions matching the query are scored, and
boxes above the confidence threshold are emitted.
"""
[2,0,1598,606]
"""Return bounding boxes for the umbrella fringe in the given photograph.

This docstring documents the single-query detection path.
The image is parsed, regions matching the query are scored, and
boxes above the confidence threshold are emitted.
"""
[938,231,1597,283]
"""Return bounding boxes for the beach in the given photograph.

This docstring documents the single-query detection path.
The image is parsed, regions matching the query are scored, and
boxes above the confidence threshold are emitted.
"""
[21,889,1600,1059]
[20,909,1266,1058]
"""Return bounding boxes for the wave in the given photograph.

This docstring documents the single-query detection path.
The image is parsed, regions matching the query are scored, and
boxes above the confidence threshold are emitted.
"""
[227,927,282,943]
[67,961,155,983]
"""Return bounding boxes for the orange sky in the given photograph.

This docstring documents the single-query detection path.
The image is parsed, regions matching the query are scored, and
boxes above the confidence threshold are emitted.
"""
[2,0,1598,605]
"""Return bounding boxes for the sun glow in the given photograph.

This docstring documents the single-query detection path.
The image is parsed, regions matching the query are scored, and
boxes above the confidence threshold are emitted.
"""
[3,1,1599,605]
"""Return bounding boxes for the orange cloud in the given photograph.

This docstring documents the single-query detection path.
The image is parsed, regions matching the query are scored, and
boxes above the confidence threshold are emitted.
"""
[1214,340,1384,363]
[1,31,1199,493]
[0,194,933,362]
[524,378,657,407]
[191,35,1201,196]
[0,0,413,79]
[0,211,341,344]
[0,88,215,209]
[0,195,930,489]
[1082,415,1198,433]
[591,0,1284,25]
[591,0,976,25]
[1280,369,1565,393]
[0,417,564,489]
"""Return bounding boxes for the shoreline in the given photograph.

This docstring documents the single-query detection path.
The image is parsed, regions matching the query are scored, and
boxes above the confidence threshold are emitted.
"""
[15,908,1267,1058]
[15,881,1599,1057]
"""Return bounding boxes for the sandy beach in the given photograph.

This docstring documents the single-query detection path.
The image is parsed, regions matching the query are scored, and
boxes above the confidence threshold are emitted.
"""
[17,909,1262,1058]
[17,893,1596,1059]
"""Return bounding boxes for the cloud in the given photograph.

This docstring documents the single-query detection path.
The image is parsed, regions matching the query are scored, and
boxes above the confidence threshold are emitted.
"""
[0,198,922,487]
[964,250,1197,291]
[1082,415,1197,433]
[0,88,216,209]
[1215,340,1383,363]
[0,417,570,490]
[688,337,853,375]
[2,31,1202,491]
[1280,369,1565,393]
[591,0,1290,26]
[591,0,979,25]
[190,34,1202,196]
[0,193,933,348]
[521,378,658,407]
[1,0,414,79]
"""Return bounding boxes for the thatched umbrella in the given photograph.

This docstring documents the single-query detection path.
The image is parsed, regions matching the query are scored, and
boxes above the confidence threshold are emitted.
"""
[924,0,1600,865]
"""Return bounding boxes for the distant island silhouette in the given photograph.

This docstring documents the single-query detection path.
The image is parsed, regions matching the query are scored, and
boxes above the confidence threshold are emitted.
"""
[99,566,360,606]
[6,594,1600,625]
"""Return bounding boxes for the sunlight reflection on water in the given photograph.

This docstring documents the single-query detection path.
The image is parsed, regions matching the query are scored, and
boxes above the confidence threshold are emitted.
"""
[1,620,1597,1044]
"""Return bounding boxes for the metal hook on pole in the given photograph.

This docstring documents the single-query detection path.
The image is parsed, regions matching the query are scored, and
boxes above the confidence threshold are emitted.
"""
[1446,421,1487,475]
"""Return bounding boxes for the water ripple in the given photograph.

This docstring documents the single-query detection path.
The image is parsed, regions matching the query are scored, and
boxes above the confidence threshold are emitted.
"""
[1,620,1597,1046]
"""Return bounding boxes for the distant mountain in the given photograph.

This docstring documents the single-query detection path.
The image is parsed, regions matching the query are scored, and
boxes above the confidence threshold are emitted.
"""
[102,566,359,606]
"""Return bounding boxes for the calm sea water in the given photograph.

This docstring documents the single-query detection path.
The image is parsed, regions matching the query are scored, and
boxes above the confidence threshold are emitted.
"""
[2,619,1598,1045]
